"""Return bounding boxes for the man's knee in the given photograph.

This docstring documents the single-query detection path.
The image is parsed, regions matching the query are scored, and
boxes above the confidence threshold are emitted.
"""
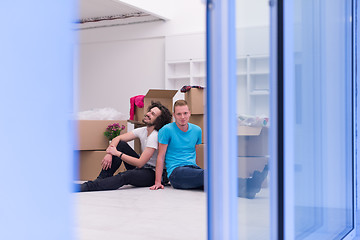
[169,180,183,189]
[116,140,129,150]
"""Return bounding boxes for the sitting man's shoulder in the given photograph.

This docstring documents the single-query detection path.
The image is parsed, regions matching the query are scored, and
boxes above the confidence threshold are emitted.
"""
[189,123,201,130]
[159,122,174,131]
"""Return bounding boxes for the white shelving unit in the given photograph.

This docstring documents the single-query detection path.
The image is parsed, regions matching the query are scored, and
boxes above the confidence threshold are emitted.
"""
[165,55,269,116]
[247,55,269,116]
[165,59,206,101]
[236,55,269,116]
[191,60,206,86]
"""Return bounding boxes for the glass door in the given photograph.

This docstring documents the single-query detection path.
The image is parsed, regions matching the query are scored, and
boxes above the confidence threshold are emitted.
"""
[271,0,358,239]
[235,1,271,240]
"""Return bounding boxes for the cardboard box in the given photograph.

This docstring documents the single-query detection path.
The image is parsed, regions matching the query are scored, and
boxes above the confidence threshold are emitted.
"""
[237,126,268,157]
[185,88,205,114]
[196,144,205,169]
[75,120,128,150]
[76,150,126,181]
[189,114,205,143]
[134,89,177,122]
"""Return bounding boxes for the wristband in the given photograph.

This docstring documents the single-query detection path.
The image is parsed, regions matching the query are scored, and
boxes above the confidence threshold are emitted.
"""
[119,152,123,159]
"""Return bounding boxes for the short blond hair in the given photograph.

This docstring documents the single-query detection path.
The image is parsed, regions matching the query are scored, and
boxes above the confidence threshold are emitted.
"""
[173,100,190,112]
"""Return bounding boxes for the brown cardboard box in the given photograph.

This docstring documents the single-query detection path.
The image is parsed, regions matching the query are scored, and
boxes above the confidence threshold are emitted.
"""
[237,126,268,157]
[134,89,177,122]
[76,150,126,181]
[196,144,205,169]
[75,120,128,150]
[189,114,205,143]
[185,88,205,114]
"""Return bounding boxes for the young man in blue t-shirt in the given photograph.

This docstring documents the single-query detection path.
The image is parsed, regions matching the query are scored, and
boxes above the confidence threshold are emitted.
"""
[150,100,268,199]
[150,99,204,189]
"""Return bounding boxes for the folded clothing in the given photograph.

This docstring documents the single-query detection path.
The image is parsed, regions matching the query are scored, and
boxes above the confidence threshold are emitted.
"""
[180,85,204,93]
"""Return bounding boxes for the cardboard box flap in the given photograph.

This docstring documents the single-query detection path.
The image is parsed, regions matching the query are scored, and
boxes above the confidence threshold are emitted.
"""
[237,126,262,136]
[145,89,177,98]
[133,89,177,122]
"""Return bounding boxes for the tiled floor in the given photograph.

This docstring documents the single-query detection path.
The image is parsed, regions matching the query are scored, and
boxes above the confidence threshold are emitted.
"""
[74,186,270,240]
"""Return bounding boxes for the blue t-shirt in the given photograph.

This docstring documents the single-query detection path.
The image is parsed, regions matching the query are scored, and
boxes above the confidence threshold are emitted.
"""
[158,122,202,177]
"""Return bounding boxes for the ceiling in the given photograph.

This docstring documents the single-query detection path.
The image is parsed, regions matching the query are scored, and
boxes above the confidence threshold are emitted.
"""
[77,0,166,30]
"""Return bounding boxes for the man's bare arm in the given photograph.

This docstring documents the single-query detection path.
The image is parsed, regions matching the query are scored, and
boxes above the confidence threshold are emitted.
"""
[107,145,155,168]
[149,143,168,190]
[101,131,136,170]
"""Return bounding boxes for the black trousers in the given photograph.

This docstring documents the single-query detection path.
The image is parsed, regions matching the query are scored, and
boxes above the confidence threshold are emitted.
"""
[81,141,156,192]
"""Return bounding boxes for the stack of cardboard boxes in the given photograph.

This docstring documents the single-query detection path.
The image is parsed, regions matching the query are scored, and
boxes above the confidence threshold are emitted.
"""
[237,126,268,181]
[75,120,128,181]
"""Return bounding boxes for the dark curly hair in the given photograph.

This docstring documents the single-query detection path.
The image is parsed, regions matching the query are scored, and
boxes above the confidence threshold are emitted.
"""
[146,101,172,131]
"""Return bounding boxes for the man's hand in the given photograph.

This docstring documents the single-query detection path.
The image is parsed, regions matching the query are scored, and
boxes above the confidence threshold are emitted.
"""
[106,145,119,156]
[101,154,112,170]
[149,182,164,190]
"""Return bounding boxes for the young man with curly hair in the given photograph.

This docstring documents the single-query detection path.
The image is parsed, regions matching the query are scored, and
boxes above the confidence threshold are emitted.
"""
[79,101,172,192]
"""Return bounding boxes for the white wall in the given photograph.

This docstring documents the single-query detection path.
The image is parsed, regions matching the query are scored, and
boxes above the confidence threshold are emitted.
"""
[76,0,269,116]
[78,38,165,113]
[236,0,270,28]
[77,0,206,116]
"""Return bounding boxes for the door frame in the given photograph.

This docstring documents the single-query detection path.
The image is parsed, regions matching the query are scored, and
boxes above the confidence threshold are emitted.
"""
[270,0,359,239]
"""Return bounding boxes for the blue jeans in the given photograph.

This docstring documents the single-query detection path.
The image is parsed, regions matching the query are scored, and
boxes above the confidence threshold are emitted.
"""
[169,165,204,189]
[168,164,269,199]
